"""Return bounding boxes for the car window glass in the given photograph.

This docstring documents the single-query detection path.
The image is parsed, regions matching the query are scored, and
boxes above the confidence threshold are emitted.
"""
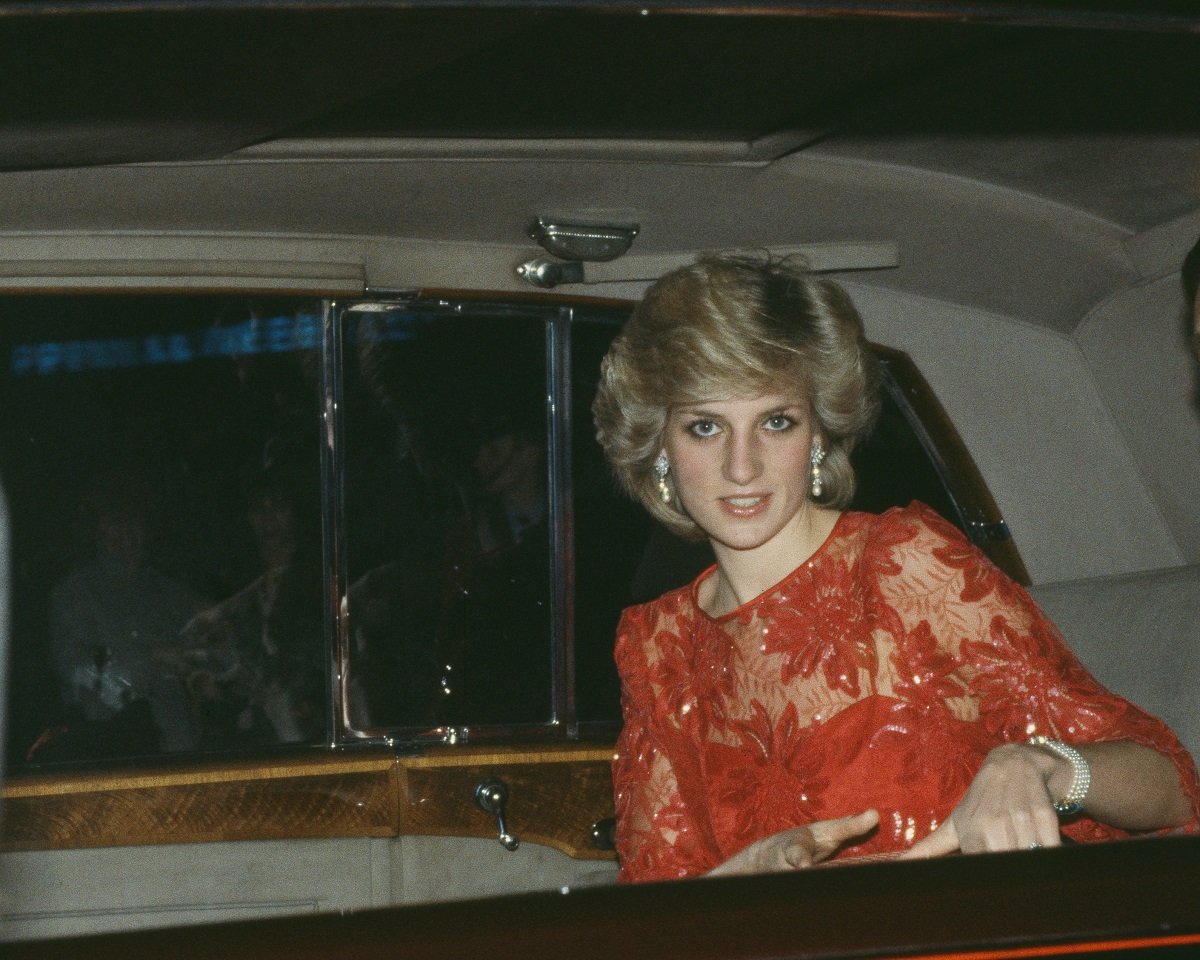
[569,317,667,725]
[0,295,325,767]
[850,377,961,522]
[341,305,554,732]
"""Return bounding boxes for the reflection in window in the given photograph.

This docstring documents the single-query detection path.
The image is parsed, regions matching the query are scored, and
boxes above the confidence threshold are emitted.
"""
[571,318,679,725]
[343,307,554,731]
[0,294,1002,765]
[0,296,325,765]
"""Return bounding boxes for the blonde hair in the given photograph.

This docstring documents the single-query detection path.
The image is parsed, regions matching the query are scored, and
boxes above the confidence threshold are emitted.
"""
[592,253,880,540]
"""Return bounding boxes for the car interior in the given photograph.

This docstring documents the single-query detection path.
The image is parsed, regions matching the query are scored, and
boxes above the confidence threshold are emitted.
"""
[0,2,1196,956]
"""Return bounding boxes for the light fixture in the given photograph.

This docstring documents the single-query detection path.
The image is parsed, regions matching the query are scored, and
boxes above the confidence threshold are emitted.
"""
[528,217,639,262]
[518,216,640,288]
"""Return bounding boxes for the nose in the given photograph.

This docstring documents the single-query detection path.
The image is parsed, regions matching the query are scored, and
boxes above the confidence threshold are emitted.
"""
[722,431,762,485]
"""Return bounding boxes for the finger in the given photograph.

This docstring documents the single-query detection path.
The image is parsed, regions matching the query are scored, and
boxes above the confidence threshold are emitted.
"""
[1032,807,1063,849]
[784,811,880,869]
[900,820,960,860]
[807,809,880,863]
[978,806,1062,853]
[1001,810,1038,852]
[812,809,880,846]
[1013,809,1063,852]
[782,830,817,869]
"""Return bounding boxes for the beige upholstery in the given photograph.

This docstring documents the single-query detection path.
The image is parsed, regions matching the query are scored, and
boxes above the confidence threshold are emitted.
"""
[1030,565,1200,764]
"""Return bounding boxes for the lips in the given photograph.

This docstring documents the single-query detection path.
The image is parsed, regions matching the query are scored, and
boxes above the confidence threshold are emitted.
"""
[719,494,771,517]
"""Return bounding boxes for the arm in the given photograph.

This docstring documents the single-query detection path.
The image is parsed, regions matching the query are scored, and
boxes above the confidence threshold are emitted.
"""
[893,505,1199,857]
[612,604,717,882]
[48,577,103,703]
[904,738,1193,857]
[1050,739,1192,831]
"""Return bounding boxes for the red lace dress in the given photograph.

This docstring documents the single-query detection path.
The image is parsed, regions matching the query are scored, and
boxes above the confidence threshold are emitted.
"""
[612,502,1200,883]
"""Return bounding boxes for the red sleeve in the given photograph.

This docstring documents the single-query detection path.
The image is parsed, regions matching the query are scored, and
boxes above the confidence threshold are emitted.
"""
[611,598,721,883]
[895,502,1200,840]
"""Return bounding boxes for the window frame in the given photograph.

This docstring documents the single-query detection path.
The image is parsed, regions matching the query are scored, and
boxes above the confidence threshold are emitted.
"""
[324,296,631,748]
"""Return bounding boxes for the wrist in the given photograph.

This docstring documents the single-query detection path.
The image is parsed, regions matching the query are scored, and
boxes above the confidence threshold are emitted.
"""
[1028,736,1091,815]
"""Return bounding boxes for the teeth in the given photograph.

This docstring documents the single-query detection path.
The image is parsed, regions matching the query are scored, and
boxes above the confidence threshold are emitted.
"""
[726,497,762,507]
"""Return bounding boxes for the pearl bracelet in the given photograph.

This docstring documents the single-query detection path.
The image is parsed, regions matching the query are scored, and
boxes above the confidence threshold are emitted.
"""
[1028,735,1091,816]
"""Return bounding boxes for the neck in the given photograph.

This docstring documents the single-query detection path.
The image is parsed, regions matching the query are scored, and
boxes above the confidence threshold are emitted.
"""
[703,506,840,616]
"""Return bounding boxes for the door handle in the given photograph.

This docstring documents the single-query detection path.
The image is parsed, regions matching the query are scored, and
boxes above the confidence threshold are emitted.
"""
[474,777,520,851]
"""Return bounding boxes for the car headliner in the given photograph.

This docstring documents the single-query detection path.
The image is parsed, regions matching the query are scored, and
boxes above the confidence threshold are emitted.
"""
[0,0,1195,351]
[1,2,1197,222]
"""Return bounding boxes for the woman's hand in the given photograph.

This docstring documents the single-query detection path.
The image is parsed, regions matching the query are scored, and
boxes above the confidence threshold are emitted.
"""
[902,742,1062,858]
[707,809,879,877]
[902,739,1193,860]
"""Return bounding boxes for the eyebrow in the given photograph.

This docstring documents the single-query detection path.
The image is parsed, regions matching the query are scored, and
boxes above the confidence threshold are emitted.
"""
[675,401,805,414]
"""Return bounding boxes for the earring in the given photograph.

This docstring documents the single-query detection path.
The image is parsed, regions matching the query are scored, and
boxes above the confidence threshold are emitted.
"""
[654,452,671,504]
[810,440,826,499]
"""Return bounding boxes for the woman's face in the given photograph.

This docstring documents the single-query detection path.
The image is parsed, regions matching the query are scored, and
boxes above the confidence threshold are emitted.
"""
[662,393,817,555]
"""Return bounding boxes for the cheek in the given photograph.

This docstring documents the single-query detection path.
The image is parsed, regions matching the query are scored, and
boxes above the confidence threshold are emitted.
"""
[770,438,816,484]
[663,444,711,499]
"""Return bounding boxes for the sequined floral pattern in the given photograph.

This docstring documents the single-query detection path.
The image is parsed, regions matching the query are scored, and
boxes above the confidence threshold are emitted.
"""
[760,557,874,695]
[611,502,1200,883]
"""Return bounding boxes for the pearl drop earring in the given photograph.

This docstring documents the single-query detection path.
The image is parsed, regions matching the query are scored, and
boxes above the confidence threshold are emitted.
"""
[654,452,671,504]
[810,440,826,499]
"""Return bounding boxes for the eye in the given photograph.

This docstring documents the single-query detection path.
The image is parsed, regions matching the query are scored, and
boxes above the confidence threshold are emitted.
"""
[687,419,720,438]
[763,414,794,432]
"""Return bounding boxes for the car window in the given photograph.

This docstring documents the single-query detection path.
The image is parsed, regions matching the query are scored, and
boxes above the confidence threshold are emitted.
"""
[337,302,666,737]
[0,293,1022,770]
[570,315,662,724]
[0,287,1037,945]
[1,295,327,766]
[340,303,557,733]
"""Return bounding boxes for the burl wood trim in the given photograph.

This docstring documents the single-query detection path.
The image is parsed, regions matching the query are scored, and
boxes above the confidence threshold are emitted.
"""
[0,751,401,852]
[398,745,617,860]
[0,743,617,859]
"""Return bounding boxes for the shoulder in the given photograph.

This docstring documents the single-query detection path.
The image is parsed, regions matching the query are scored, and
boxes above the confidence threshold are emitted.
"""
[826,501,968,566]
[863,502,1039,616]
[140,565,205,607]
[614,571,706,669]
[871,500,967,545]
[616,578,699,641]
[49,563,110,608]
[50,567,85,599]
[854,500,976,560]
[850,501,1002,593]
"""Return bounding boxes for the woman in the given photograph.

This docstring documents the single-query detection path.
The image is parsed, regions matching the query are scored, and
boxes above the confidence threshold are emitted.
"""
[592,254,1199,882]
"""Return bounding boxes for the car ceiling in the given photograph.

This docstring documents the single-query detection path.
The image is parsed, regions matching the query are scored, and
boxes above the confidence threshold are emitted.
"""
[0,2,1197,237]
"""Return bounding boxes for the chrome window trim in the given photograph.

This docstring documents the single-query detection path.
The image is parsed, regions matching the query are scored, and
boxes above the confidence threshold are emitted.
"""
[547,307,575,733]
[325,297,595,749]
[321,298,347,749]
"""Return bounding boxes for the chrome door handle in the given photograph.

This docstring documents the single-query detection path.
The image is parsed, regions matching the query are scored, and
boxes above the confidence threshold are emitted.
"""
[474,777,519,851]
